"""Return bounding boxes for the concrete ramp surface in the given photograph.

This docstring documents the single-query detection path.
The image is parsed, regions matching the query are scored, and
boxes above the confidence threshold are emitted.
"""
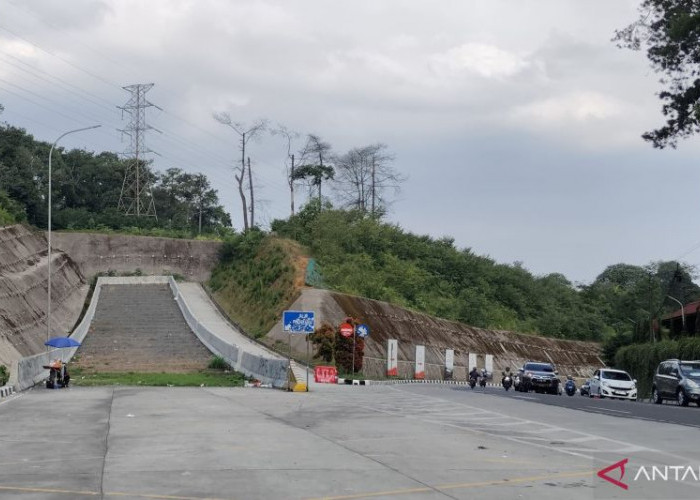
[75,284,213,372]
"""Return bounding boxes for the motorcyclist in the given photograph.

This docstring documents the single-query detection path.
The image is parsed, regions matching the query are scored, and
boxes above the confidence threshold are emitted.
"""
[501,366,512,384]
[469,367,479,381]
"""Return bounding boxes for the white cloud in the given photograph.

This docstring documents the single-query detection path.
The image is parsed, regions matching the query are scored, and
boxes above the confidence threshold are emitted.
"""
[511,91,624,124]
[431,43,530,79]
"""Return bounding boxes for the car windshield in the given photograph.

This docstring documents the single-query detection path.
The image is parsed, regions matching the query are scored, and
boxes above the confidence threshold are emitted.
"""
[525,363,553,372]
[680,363,700,377]
[601,371,631,381]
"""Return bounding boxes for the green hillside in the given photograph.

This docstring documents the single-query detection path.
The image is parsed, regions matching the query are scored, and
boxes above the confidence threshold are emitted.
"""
[268,202,700,345]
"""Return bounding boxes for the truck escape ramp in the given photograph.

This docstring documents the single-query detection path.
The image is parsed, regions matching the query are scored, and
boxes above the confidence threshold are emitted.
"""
[13,276,289,390]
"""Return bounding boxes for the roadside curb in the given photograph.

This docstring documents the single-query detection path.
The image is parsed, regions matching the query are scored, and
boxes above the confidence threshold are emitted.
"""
[336,378,501,387]
[0,386,15,398]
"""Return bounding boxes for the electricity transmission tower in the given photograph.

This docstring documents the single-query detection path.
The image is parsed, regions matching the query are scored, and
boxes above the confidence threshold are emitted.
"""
[118,83,160,218]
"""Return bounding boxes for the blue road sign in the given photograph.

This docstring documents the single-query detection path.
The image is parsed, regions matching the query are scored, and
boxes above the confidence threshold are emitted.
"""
[356,324,370,338]
[283,310,315,334]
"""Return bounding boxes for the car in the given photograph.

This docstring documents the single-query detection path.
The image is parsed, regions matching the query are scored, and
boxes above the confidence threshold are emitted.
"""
[651,359,700,407]
[579,379,591,397]
[517,361,560,395]
[589,368,637,400]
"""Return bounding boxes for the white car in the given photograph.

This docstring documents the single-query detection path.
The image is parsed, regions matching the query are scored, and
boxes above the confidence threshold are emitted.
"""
[589,368,638,400]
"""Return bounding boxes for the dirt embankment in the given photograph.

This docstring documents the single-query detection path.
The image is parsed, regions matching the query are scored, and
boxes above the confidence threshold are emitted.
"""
[52,232,223,282]
[0,225,88,367]
[265,288,603,379]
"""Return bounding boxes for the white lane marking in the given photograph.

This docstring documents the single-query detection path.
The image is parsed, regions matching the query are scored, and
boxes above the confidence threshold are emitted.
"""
[565,436,602,443]
[584,406,630,414]
[512,395,537,400]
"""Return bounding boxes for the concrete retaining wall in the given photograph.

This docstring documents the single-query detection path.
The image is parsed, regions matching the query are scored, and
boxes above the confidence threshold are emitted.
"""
[168,277,288,388]
[52,232,223,282]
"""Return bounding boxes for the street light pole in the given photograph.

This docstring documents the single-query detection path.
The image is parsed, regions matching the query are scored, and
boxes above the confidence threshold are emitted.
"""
[667,295,686,334]
[47,125,101,347]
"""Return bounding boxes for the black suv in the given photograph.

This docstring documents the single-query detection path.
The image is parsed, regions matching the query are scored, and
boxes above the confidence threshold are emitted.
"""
[651,359,700,407]
[517,361,560,395]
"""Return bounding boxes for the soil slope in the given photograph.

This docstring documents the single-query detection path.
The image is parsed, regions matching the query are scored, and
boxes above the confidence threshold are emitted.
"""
[265,288,602,379]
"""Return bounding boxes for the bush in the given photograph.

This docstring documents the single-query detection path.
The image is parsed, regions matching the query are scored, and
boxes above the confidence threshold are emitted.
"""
[208,356,231,371]
[0,364,8,386]
[614,338,700,398]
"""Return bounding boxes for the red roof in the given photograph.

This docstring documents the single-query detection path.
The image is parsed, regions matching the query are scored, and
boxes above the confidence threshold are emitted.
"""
[662,301,700,321]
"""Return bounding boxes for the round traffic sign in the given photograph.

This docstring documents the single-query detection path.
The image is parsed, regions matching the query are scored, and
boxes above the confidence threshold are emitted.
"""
[356,324,370,338]
[339,323,354,338]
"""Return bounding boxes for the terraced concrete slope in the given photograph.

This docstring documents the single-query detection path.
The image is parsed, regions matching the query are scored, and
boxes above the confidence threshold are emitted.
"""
[265,288,603,379]
[74,284,213,372]
[0,225,87,368]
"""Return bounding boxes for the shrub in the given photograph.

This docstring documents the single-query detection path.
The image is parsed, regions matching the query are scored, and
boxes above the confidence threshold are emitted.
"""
[208,356,231,371]
[615,338,700,398]
[0,364,8,386]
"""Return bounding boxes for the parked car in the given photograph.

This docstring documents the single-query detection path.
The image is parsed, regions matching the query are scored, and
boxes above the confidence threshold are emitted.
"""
[579,379,591,397]
[651,359,700,407]
[517,361,560,395]
[589,368,637,400]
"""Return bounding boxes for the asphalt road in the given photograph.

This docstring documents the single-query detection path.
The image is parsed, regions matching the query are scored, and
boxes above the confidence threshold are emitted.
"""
[455,384,700,428]
[1,384,699,500]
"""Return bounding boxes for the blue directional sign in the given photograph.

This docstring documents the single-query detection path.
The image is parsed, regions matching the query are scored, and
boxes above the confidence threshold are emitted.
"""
[283,310,315,334]
[355,324,370,338]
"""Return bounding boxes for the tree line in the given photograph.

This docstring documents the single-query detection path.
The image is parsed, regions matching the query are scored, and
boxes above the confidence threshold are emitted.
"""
[0,118,230,236]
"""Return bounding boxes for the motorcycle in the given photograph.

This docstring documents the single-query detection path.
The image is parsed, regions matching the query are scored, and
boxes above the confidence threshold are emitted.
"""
[564,376,576,396]
[469,374,478,389]
[502,375,513,391]
[479,375,487,388]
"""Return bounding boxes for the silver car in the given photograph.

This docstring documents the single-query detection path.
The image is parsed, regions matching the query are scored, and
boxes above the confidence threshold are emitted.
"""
[651,359,700,407]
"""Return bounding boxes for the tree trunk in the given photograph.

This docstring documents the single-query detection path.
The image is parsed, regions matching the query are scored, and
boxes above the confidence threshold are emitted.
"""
[239,132,249,231]
[236,170,248,231]
[290,154,295,216]
[248,156,254,228]
[371,157,376,215]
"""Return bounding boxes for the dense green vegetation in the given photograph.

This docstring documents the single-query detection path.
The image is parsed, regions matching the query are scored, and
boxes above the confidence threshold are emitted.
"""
[209,230,298,337]
[0,123,231,236]
[615,338,700,398]
[271,202,700,343]
[0,364,8,386]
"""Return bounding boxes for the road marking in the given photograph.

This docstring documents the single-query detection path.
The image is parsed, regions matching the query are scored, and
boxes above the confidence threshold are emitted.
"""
[0,485,228,499]
[306,469,593,500]
[584,406,630,414]
[512,395,537,400]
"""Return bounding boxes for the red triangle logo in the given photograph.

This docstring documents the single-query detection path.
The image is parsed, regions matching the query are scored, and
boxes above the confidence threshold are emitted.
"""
[597,458,629,490]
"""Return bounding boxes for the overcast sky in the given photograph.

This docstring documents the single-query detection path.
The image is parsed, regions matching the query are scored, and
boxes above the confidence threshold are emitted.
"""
[2,0,700,285]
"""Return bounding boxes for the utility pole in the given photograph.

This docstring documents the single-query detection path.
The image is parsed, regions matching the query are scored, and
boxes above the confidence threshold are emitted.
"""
[118,83,159,219]
[248,156,254,228]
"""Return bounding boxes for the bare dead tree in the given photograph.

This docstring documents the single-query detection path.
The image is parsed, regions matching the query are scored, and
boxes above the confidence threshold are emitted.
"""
[271,124,309,217]
[333,143,403,217]
[213,112,267,231]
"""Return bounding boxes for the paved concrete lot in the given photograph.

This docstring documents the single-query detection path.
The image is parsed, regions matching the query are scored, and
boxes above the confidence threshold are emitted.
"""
[1,384,699,499]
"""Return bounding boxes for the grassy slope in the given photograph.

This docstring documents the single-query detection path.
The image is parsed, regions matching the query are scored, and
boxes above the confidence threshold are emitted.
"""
[208,235,303,338]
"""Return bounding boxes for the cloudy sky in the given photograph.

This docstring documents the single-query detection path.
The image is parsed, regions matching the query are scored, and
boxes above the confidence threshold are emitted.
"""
[1,0,699,285]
